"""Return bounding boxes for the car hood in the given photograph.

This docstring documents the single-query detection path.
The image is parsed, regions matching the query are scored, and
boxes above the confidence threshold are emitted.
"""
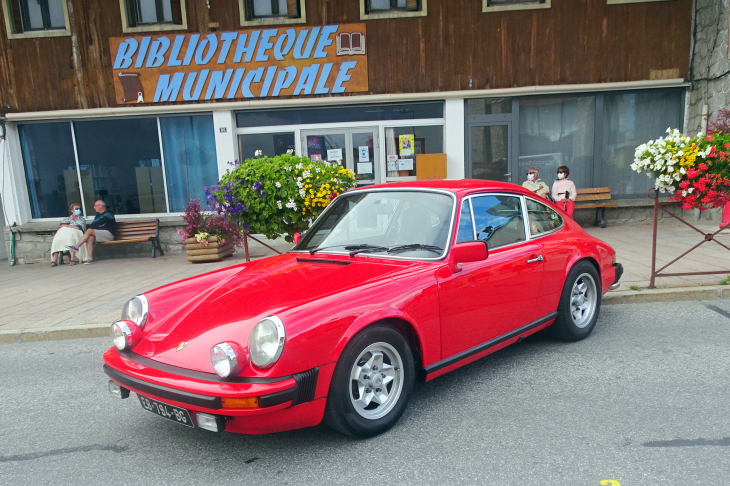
[131,253,421,373]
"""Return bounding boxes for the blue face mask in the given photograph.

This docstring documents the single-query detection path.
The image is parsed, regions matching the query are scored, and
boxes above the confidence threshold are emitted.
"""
[74,209,82,216]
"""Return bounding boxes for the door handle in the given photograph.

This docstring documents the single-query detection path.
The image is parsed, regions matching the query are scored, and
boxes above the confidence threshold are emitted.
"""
[526,255,543,264]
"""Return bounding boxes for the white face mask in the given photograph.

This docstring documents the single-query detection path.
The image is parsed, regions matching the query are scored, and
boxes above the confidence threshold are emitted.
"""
[557,173,565,180]
[527,174,535,181]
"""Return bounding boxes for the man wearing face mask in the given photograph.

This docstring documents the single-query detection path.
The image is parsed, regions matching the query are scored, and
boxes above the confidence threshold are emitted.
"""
[522,167,550,198]
[551,165,577,216]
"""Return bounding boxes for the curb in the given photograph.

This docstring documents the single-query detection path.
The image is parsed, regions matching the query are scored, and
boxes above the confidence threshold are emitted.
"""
[0,324,109,344]
[1,286,728,344]
[603,285,730,305]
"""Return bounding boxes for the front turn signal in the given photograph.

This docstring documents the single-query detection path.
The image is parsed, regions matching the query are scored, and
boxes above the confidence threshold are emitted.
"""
[221,397,260,409]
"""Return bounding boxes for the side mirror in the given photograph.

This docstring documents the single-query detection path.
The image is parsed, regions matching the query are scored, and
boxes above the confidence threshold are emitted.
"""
[292,233,301,244]
[450,241,488,272]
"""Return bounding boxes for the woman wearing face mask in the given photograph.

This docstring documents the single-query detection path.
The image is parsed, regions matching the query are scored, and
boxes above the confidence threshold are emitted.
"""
[551,165,577,216]
[50,203,88,267]
[522,167,550,198]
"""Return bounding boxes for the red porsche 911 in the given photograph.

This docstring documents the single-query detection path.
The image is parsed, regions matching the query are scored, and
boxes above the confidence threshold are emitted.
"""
[104,180,623,438]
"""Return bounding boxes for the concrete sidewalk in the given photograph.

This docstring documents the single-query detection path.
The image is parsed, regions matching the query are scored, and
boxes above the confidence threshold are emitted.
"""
[1,220,729,342]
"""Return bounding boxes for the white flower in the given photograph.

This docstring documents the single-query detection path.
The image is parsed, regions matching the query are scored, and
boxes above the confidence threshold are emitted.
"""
[287,149,294,155]
[285,199,297,210]
[302,170,311,178]
[255,149,263,157]
[276,200,282,209]
[299,189,306,198]
[296,163,303,169]
[275,182,281,188]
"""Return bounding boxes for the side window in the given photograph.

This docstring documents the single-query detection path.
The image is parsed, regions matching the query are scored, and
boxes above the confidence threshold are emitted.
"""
[3,0,71,38]
[470,195,525,248]
[120,0,187,32]
[526,198,563,236]
[240,0,305,25]
[455,200,475,243]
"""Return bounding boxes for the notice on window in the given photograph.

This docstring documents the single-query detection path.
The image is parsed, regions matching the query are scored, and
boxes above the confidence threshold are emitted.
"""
[386,154,398,171]
[358,146,370,162]
[327,148,343,161]
[311,154,322,162]
[357,162,373,175]
[398,159,414,171]
[399,134,414,156]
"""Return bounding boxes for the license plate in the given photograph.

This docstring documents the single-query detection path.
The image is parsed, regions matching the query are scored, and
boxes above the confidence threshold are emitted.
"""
[138,395,194,428]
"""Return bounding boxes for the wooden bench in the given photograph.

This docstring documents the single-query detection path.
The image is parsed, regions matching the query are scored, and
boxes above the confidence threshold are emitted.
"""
[97,219,164,257]
[575,187,617,228]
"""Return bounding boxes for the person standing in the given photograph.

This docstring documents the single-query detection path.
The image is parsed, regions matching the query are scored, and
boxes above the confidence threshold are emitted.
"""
[522,167,550,198]
[50,203,87,266]
[66,200,116,264]
[551,166,577,216]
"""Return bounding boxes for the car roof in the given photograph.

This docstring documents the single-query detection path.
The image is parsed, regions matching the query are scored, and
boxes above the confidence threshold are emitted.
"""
[350,179,536,198]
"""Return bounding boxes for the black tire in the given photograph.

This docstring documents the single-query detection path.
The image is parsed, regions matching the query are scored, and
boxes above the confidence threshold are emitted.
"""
[549,260,602,341]
[324,324,415,438]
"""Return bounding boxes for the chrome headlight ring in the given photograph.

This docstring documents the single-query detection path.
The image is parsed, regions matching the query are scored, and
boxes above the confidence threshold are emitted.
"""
[121,295,149,328]
[248,316,286,369]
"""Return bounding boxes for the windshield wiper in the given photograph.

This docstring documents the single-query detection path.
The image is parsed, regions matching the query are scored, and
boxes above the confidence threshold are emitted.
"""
[386,244,443,254]
[347,244,389,258]
[309,244,386,256]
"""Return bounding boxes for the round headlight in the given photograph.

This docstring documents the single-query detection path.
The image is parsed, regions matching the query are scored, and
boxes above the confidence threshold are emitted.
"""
[248,316,285,369]
[210,342,242,378]
[111,320,141,351]
[121,295,149,328]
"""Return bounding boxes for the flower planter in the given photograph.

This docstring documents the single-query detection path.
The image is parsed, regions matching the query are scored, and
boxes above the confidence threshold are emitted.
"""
[184,236,234,263]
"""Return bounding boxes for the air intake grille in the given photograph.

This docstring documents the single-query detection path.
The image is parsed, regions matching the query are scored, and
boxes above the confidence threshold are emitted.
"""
[291,367,319,406]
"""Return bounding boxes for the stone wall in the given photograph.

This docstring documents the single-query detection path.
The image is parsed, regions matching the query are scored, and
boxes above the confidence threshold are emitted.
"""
[686,0,729,134]
[3,219,187,265]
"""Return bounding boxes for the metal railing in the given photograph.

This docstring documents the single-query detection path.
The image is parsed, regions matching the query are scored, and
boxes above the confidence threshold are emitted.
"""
[648,188,730,288]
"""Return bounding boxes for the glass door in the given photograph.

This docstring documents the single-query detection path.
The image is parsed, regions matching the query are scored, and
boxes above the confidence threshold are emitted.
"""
[301,128,380,186]
[468,122,512,183]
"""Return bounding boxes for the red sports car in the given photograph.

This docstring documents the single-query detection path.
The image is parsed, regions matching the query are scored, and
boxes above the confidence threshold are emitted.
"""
[104,180,623,437]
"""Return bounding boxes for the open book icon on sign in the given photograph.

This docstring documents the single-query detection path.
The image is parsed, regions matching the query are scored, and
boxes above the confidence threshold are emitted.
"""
[118,72,144,103]
[336,32,365,56]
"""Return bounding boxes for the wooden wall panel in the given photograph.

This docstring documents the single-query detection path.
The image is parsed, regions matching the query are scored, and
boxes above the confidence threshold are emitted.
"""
[0,0,692,114]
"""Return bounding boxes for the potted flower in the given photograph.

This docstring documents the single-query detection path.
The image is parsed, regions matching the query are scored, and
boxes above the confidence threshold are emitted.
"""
[179,199,244,263]
[205,153,357,243]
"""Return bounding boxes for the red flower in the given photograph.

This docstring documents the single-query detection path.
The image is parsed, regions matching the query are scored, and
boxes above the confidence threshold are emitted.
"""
[724,144,730,149]
[706,135,714,142]
[698,163,708,171]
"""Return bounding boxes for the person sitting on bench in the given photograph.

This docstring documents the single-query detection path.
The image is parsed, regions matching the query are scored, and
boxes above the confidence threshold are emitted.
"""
[551,166,577,216]
[67,200,116,264]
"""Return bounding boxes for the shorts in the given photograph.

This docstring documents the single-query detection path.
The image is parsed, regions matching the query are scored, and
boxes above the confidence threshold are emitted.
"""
[94,229,114,242]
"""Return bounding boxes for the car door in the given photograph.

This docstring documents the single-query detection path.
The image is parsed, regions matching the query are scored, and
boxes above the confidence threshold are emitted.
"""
[524,197,573,317]
[438,193,545,358]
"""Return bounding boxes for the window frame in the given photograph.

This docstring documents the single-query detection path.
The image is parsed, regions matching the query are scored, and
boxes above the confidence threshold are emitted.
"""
[2,0,71,39]
[360,0,427,20]
[460,192,529,250]
[482,0,551,13]
[119,0,188,34]
[606,0,673,4]
[524,196,564,238]
[239,0,306,27]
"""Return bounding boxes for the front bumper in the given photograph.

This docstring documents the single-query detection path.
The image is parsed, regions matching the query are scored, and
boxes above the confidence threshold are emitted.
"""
[103,348,333,434]
[610,263,624,290]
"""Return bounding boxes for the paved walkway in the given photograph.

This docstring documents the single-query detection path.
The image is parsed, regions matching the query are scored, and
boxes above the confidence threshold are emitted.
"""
[1,220,728,335]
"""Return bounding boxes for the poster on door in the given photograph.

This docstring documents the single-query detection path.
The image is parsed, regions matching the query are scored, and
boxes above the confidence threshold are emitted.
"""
[358,146,370,162]
[398,134,414,156]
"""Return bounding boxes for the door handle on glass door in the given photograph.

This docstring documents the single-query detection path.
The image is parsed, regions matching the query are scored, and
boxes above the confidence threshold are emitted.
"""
[526,255,543,264]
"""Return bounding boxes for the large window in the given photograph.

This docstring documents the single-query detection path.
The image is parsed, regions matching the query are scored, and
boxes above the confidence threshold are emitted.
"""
[238,132,296,160]
[601,90,683,197]
[160,115,219,212]
[74,118,166,215]
[469,195,525,249]
[3,0,69,38]
[19,123,78,219]
[385,125,443,179]
[20,116,217,219]
[519,96,596,193]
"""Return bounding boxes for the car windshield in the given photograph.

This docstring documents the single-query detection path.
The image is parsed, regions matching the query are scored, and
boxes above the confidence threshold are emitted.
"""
[294,190,455,259]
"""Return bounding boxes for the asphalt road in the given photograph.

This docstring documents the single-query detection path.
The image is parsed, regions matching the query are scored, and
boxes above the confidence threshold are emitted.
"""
[1,300,729,486]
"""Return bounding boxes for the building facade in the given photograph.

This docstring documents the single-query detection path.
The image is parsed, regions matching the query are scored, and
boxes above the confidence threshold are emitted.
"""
[0,0,694,262]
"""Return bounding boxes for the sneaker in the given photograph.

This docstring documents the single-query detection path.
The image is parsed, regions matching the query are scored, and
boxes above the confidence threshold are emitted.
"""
[84,258,94,265]
[66,245,79,252]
